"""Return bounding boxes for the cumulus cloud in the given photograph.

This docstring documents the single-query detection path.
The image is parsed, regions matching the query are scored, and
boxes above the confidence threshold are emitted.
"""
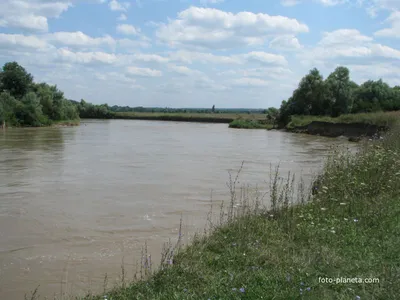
[231,77,271,87]
[118,13,127,21]
[46,31,116,48]
[109,0,130,11]
[0,0,71,31]
[126,66,163,77]
[374,11,400,38]
[269,35,303,50]
[281,0,347,6]
[56,48,118,64]
[167,50,287,66]
[0,33,50,50]
[156,6,309,50]
[117,24,141,35]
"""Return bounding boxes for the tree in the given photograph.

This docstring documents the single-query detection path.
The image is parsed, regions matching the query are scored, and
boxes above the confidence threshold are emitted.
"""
[352,80,392,113]
[0,62,33,99]
[326,66,352,117]
[16,92,45,126]
[265,107,279,123]
[290,68,328,116]
[212,105,215,113]
[0,92,18,127]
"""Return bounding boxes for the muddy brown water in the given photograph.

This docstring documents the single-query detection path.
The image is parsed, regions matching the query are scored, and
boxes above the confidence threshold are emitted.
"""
[0,120,353,299]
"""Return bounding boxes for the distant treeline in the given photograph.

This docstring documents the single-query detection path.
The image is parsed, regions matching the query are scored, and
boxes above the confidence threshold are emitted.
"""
[272,66,400,126]
[108,106,265,114]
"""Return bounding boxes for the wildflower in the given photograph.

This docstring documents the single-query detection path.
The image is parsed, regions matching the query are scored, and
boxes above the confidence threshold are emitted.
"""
[354,219,359,222]
[286,275,291,282]
[104,296,108,300]
[300,282,304,286]
[240,288,245,293]
[344,218,348,221]
[340,202,347,206]
[355,296,361,300]
[232,243,237,247]
[331,230,336,234]
[306,287,311,291]
[183,288,188,293]
[321,208,327,211]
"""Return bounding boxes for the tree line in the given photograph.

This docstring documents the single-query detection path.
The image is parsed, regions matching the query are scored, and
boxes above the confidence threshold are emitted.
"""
[0,62,113,127]
[269,66,400,126]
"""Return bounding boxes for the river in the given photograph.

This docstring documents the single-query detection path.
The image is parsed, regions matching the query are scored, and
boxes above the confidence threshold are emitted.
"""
[0,119,352,299]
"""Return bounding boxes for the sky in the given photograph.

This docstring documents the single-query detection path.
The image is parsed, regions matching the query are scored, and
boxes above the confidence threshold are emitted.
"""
[0,0,399,108]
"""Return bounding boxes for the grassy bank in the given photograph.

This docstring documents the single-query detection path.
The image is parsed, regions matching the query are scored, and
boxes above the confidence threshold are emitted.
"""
[287,111,400,129]
[65,127,400,300]
[114,112,266,124]
[228,119,274,129]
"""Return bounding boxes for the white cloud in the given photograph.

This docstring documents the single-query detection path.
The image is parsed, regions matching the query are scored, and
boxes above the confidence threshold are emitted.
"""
[57,48,118,64]
[200,0,225,5]
[126,66,163,77]
[168,50,241,64]
[167,50,287,66]
[319,29,373,45]
[156,6,309,50]
[374,11,400,38]
[117,24,141,35]
[118,13,127,21]
[0,33,50,50]
[242,51,288,66]
[281,0,347,6]
[167,64,203,76]
[269,35,303,50]
[46,31,116,48]
[231,77,271,87]
[0,0,71,32]
[109,0,130,11]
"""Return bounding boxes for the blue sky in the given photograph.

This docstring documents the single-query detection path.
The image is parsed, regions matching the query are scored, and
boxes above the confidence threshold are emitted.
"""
[0,0,399,108]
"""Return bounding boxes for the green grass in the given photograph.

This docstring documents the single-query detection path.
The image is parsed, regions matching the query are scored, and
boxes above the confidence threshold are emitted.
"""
[52,126,400,300]
[114,112,266,124]
[229,119,274,129]
[287,111,400,129]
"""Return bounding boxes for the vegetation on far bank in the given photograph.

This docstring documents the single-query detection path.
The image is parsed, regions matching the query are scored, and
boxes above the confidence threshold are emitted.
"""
[62,126,400,300]
[114,112,266,123]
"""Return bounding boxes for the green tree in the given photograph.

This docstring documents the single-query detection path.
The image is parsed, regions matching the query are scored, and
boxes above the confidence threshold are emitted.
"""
[16,92,46,126]
[290,68,327,116]
[265,107,279,123]
[352,80,392,113]
[0,92,18,127]
[326,66,352,117]
[0,62,33,99]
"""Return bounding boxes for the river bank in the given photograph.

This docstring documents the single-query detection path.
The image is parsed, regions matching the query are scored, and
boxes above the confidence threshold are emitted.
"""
[67,125,400,300]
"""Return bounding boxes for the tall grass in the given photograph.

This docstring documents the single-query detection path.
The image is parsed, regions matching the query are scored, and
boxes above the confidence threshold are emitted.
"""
[29,126,400,300]
[288,111,400,128]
